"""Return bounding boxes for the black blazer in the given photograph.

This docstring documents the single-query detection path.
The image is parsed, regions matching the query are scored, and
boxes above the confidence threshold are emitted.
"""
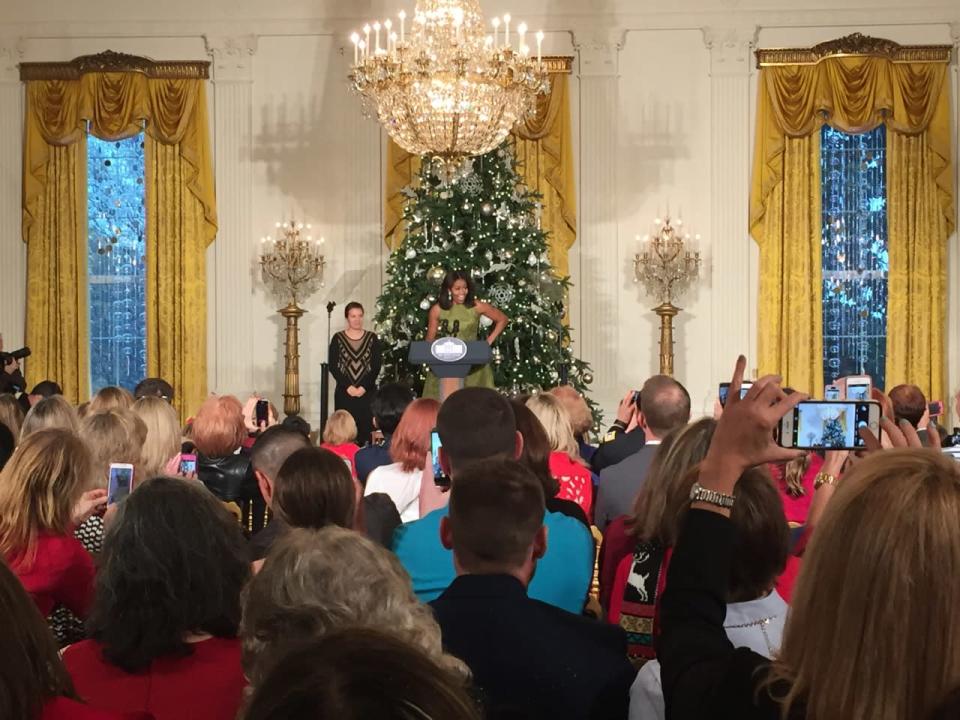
[431,574,636,720]
[590,428,646,474]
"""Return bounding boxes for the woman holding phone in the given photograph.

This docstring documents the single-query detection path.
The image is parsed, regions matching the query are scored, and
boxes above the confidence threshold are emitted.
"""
[329,302,382,447]
[423,271,508,400]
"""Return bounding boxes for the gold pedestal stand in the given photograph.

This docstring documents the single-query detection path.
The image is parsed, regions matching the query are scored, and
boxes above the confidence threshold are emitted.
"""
[653,302,680,377]
[280,303,306,417]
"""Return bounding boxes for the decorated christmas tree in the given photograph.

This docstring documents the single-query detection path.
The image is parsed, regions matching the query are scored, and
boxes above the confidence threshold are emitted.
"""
[819,417,846,448]
[374,141,598,422]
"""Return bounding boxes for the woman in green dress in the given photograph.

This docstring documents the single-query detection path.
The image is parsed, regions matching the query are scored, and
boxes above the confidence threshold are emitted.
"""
[423,271,509,400]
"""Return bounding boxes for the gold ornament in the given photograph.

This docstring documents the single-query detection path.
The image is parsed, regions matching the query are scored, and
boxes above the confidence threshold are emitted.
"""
[427,266,446,285]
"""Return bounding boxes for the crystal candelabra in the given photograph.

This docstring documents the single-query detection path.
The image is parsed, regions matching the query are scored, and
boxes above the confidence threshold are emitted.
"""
[348,0,550,173]
[259,221,326,417]
[633,216,702,376]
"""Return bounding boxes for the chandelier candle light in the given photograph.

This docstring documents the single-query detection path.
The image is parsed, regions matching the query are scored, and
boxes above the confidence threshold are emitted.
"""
[633,216,702,376]
[349,0,549,172]
[259,221,326,417]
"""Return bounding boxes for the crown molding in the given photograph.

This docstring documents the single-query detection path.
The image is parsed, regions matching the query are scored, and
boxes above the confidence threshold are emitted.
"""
[19,49,209,80]
[756,32,953,67]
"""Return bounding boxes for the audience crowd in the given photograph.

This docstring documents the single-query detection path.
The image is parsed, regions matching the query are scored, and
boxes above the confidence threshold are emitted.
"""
[1,355,959,720]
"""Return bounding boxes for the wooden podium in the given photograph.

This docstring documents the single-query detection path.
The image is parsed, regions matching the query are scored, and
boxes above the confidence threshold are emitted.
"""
[409,338,493,401]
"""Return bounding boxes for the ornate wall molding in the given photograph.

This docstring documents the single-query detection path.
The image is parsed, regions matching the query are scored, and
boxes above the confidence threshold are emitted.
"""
[19,49,209,80]
[541,56,575,74]
[204,34,258,83]
[702,26,758,76]
[573,30,625,77]
[0,39,24,83]
[756,33,953,67]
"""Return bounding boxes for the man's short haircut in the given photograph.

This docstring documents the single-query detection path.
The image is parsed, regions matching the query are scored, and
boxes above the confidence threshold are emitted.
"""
[370,383,415,435]
[134,377,175,401]
[889,384,927,429]
[639,375,691,437]
[250,425,311,480]
[447,459,545,570]
[437,387,516,470]
[29,380,62,398]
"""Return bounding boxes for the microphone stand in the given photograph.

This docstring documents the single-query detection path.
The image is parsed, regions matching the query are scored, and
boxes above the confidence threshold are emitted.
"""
[320,301,336,433]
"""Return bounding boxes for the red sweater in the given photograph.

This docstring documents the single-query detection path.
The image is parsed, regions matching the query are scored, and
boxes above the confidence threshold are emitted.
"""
[41,697,152,720]
[63,637,246,720]
[321,442,360,477]
[548,452,593,518]
[6,533,95,619]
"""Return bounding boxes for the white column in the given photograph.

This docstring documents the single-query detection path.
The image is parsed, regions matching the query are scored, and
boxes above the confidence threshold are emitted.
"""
[573,30,623,416]
[702,26,757,379]
[204,35,257,396]
[948,23,960,426]
[0,40,25,348]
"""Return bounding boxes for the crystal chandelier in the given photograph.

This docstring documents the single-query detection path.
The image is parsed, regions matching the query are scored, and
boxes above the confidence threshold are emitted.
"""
[349,0,549,166]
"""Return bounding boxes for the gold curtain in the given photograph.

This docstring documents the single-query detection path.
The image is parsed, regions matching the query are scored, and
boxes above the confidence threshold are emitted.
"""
[23,142,89,404]
[383,64,576,279]
[750,54,953,398]
[23,70,216,418]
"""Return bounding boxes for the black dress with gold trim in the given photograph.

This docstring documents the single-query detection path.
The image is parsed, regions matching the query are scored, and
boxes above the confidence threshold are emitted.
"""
[328,330,381,445]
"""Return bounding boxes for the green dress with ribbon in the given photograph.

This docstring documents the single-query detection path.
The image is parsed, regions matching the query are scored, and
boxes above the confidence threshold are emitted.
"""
[422,303,496,400]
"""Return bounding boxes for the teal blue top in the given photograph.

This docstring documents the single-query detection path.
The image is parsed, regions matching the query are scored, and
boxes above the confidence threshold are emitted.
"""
[391,506,594,614]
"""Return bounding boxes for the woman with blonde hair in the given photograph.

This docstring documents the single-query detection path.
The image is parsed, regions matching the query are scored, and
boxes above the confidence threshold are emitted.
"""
[133,395,183,479]
[20,395,79,440]
[0,392,25,441]
[549,385,596,461]
[659,362,960,720]
[241,525,466,689]
[88,385,135,414]
[0,429,105,623]
[320,409,360,475]
[364,398,440,522]
[526,393,594,517]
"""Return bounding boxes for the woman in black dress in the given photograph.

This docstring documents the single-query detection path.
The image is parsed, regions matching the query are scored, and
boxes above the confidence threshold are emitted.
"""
[328,302,381,446]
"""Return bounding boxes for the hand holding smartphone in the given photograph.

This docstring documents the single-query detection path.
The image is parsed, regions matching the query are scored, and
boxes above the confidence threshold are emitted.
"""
[107,463,135,504]
[778,401,880,450]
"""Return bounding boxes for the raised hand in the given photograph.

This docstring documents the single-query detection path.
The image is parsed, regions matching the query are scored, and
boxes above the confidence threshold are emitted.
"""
[615,391,637,426]
[700,356,805,495]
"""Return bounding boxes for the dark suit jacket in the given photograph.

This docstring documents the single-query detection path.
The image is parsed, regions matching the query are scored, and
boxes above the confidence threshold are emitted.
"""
[590,428,646,474]
[431,574,636,720]
[595,444,659,532]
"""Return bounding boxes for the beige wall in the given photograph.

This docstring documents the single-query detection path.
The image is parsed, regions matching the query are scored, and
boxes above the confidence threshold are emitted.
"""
[0,0,957,427]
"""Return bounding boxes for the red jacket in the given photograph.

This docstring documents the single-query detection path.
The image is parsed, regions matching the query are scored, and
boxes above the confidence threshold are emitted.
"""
[42,697,152,720]
[6,533,95,619]
[63,637,246,720]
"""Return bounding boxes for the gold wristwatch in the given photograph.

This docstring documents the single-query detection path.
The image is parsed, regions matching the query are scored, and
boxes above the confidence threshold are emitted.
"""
[814,472,837,490]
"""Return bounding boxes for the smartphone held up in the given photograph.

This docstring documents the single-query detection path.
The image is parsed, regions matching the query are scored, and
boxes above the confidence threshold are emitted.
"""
[430,429,450,488]
[107,463,135,504]
[778,400,880,450]
[719,380,753,407]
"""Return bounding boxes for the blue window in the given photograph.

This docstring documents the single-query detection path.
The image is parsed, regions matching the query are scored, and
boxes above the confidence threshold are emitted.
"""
[87,133,147,394]
[821,125,888,390]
